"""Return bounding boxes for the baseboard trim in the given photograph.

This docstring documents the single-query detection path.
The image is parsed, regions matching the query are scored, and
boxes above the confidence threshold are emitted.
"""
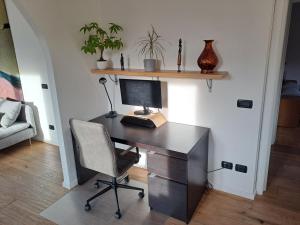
[63,178,78,190]
[210,180,256,200]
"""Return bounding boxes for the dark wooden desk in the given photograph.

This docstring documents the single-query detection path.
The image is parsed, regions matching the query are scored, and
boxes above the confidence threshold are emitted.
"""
[73,115,209,224]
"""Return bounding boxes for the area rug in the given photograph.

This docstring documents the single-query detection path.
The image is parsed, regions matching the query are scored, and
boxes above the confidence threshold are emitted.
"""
[41,174,170,225]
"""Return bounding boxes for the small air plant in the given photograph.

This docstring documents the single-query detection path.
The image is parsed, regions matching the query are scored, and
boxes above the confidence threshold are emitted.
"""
[137,26,166,71]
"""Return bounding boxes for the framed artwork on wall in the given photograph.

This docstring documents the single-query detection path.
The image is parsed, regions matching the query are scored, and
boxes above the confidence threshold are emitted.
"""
[0,0,23,100]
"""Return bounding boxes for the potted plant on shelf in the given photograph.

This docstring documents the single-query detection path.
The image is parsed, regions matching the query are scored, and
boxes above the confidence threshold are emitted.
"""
[137,26,166,72]
[80,22,123,69]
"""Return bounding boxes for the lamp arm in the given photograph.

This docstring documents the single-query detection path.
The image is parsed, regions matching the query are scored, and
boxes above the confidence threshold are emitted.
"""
[103,84,113,112]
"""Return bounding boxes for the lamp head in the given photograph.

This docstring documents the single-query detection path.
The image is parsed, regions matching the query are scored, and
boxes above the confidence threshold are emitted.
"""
[99,77,107,85]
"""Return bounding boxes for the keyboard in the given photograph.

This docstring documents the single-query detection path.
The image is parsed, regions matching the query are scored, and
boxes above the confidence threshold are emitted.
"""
[120,116,155,128]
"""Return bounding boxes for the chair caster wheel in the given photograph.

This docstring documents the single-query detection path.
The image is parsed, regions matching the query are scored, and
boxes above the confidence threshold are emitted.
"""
[94,182,100,189]
[84,203,91,211]
[124,176,130,183]
[138,191,144,199]
[115,211,122,219]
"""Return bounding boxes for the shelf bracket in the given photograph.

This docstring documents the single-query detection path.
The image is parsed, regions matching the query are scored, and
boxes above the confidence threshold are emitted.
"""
[107,74,118,85]
[206,79,213,92]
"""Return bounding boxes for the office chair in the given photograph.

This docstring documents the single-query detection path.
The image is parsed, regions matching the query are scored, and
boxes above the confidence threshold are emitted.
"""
[70,119,144,219]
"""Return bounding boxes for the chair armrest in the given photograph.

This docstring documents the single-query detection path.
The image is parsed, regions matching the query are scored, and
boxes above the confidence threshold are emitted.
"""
[119,146,137,156]
[116,146,140,164]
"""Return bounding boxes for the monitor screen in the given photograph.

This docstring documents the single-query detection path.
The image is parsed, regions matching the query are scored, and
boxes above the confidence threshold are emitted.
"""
[119,79,162,108]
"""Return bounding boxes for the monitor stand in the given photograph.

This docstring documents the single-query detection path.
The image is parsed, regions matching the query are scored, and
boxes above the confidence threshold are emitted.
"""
[134,106,152,115]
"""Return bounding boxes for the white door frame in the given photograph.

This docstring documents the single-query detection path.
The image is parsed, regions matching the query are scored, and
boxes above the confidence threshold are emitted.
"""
[6,0,75,189]
[256,0,298,194]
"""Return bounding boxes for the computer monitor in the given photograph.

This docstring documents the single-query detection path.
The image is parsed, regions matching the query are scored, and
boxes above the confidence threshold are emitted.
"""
[119,79,162,115]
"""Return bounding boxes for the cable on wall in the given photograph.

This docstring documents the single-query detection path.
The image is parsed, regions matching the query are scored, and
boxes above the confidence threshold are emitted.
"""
[207,167,224,173]
[108,74,118,84]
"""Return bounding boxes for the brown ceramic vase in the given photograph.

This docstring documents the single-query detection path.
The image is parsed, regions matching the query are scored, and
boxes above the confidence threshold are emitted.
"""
[197,40,218,73]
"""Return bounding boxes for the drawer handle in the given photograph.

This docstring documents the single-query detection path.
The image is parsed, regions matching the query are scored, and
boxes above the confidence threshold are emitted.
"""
[148,151,156,155]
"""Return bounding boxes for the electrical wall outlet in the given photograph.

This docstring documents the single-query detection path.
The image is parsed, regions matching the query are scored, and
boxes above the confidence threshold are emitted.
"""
[235,164,247,173]
[237,99,253,109]
[41,83,48,89]
[221,161,233,170]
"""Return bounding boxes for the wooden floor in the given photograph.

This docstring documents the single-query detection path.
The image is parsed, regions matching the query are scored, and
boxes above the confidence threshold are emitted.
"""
[276,126,300,149]
[0,141,299,225]
[130,144,300,225]
[0,141,67,225]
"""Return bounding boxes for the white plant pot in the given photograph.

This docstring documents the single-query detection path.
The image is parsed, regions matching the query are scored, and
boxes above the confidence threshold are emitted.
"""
[97,60,109,70]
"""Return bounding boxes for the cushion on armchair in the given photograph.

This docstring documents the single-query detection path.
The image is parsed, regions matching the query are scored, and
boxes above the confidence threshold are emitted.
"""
[0,122,30,139]
[0,99,22,128]
[0,113,4,127]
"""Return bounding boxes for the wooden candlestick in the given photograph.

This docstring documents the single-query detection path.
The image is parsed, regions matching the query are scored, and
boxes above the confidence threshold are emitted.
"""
[177,38,182,72]
[120,53,125,70]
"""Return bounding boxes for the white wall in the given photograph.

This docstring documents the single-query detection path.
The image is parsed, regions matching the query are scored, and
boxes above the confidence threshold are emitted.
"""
[6,0,58,145]
[100,0,275,199]
[285,2,300,83]
[6,0,277,199]
[6,0,109,188]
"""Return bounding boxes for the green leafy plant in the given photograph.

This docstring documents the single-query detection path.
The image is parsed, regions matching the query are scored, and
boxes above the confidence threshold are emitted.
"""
[80,22,123,61]
[137,25,166,64]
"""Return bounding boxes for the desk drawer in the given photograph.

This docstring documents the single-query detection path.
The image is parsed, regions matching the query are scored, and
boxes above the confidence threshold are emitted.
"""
[147,152,187,184]
[149,174,187,222]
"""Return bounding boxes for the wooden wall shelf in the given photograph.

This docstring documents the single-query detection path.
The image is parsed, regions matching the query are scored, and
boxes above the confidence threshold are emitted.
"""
[91,68,228,80]
[91,68,229,92]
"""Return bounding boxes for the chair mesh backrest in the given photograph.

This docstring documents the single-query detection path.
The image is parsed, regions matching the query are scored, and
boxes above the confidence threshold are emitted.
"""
[70,119,117,177]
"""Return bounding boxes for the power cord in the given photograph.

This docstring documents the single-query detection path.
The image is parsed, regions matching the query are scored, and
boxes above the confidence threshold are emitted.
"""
[108,75,118,84]
[207,167,224,173]
[205,167,225,191]
[206,181,214,190]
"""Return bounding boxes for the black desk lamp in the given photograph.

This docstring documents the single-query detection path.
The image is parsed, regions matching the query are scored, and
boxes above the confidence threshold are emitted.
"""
[99,77,117,118]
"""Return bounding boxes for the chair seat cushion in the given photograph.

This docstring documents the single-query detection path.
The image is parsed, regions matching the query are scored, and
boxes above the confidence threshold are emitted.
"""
[0,122,30,139]
[115,148,139,176]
